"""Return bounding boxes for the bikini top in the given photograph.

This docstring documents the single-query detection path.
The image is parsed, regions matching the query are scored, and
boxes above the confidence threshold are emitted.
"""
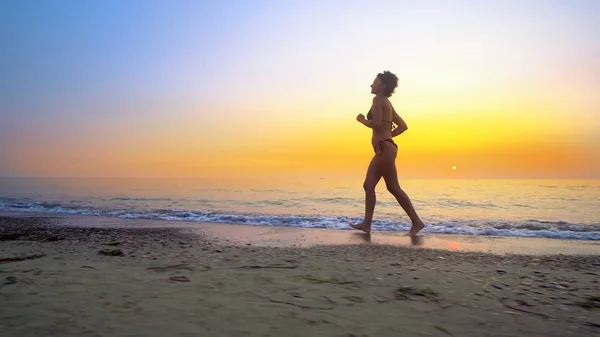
[366,109,393,127]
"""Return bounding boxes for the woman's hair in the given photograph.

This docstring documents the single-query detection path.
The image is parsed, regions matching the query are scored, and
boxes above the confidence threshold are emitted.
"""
[377,71,398,97]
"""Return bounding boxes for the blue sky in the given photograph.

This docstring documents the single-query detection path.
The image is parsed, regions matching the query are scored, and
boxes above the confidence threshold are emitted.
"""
[2,0,599,177]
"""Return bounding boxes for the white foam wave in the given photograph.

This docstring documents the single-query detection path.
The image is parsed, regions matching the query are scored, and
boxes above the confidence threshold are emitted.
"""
[1,200,599,240]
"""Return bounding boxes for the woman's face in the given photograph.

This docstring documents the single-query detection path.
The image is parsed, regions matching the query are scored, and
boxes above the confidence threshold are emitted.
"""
[370,77,384,94]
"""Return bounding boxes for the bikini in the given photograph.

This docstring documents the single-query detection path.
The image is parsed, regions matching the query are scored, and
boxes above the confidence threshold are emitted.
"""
[367,110,398,154]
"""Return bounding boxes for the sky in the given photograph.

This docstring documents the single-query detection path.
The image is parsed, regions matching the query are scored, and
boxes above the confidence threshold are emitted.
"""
[1,0,599,179]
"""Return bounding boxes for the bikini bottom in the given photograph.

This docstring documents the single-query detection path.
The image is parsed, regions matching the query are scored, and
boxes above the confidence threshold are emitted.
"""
[374,139,397,154]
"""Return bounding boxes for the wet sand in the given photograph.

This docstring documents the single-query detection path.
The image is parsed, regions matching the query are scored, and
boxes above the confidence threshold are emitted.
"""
[3,211,598,255]
[1,213,599,336]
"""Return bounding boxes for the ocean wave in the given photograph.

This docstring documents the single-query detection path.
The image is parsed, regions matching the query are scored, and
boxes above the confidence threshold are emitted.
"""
[1,199,599,240]
[111,197,173,201]
[435,199,499,209]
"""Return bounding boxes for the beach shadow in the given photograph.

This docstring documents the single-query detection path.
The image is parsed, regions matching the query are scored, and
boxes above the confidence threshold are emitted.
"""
[410,235,424,246]
[352,232,371,244]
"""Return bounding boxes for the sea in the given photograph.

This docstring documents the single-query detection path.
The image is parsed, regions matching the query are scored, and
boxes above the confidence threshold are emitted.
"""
[1,177,599,240]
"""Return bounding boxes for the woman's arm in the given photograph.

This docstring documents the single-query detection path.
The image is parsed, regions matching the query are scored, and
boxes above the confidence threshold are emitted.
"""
[391,106,408,137]
[356,97,383,128]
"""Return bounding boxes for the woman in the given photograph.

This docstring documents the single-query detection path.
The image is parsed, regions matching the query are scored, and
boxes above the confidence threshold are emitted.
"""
[350,71,425,236]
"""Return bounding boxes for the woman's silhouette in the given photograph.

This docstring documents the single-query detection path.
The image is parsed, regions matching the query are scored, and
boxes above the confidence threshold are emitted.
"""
[350,71,425,236]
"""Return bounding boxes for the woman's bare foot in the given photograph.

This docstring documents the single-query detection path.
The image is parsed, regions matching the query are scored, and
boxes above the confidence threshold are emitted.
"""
[350,223,371,234]
[407,220,425,236]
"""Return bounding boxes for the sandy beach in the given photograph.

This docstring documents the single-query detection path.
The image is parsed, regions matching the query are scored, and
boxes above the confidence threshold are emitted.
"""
[1,213,599,337]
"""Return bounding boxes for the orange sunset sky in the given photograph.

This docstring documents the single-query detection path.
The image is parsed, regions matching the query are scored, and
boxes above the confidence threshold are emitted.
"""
[2,1,599,179]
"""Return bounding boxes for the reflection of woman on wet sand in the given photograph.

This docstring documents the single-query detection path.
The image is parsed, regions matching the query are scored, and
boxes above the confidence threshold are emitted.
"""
[350,71,425,236]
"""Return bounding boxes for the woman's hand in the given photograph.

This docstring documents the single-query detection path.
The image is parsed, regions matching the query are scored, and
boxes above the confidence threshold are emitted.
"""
[356,114,367,124]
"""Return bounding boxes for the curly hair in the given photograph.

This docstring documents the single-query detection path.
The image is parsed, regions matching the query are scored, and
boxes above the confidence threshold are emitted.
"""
[377,71,398,97]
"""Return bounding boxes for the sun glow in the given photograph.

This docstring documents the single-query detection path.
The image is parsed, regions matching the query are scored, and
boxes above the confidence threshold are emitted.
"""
[2,1,599,179]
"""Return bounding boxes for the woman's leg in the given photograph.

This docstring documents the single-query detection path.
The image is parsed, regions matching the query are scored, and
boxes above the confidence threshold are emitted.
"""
[380,148,425,236]
[350,155,382,233]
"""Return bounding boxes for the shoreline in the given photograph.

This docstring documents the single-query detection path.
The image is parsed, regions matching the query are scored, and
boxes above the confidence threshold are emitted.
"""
[1,211,599,256]
[1,214,599,336]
